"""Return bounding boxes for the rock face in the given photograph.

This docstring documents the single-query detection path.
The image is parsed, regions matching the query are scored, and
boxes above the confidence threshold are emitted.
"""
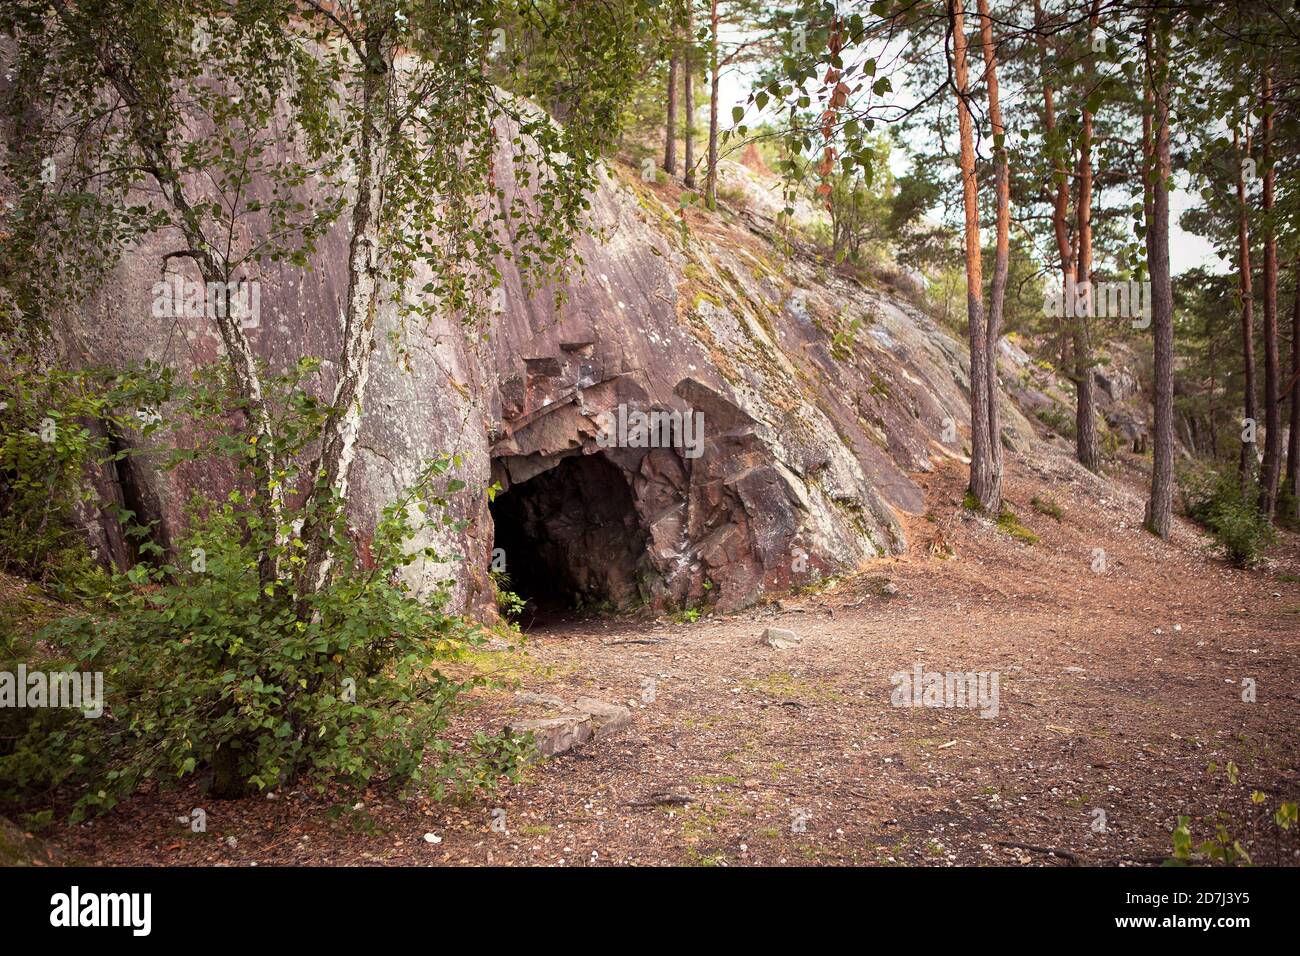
[32,115,1044,616]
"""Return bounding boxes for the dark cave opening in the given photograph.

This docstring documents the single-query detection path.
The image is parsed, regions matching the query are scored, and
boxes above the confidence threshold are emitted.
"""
[488,453,648,621]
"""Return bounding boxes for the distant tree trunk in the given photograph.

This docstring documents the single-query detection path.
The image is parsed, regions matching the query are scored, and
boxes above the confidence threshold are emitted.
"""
[683,5,696,189]
[1143,23,1175,538]
[1208,326,1220,459]
[706,0,719,207]
[664,53,679,176]
[1034,0,1077,430]
[1286,256,1300,519]
[977,0,1006,486]
[951,0,998,513]
[1260,70,1281,520]
[1235,127,1258,484]
[1072,0,1101,473]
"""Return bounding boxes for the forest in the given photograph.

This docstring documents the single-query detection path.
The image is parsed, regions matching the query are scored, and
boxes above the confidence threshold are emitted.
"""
[0,0,1297,903]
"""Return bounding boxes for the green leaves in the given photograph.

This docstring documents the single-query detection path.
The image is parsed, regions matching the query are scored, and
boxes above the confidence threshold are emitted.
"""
[1,362,521,817]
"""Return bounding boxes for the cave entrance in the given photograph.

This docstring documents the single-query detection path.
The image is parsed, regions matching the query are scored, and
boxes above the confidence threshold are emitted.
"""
[489,453,648,624]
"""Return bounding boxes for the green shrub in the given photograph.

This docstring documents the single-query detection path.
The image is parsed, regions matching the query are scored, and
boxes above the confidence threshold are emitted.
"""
[1177,464,1276,568]
[1176,461,1221,525]
[490,569,526,623]
[0,361,529,818]
[1276,486,1300,531]
[1035,403,1076,440]
[4,458,528,818]
[0,348,169,585]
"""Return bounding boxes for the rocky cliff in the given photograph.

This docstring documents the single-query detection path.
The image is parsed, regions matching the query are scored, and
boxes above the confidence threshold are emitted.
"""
[49,134,1062,616]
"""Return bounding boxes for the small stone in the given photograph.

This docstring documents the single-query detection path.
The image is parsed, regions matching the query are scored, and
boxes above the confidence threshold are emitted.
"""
[573,697,633,736]
[760,627,801,649]
[423,832,442,844]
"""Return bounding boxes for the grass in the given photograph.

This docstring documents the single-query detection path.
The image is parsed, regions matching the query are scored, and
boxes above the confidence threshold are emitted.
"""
[453,646,569,689]
[962,494,1041,544]
[1031,495,1064,520]
[741,672,845,703]
[996,508,1040,545]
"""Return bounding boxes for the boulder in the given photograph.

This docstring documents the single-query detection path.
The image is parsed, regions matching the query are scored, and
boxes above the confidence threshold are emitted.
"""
[509,715,594,758]
[508,695,631,758]
[759,627,802,649]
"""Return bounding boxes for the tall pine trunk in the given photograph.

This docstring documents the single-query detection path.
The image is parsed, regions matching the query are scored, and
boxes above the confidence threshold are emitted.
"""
[706,0,719,207]
[977,0,1006,486]
[1235,127,1258,484]
[1143,23,1175,538]
[951,0,998,513]
[683,5,696,189]
[1034,0,1078,453]
[1260,70,1281,519]
[1286,256,1300,519]
[1072,0,1102,473]
[664,53,679,176]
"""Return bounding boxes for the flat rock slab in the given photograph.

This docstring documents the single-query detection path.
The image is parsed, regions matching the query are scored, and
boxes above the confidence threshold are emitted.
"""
[514,690,569,709]
[510,714,595,758]
[574,696,633,734]
[509,696,633,758]
[759,627,802,649]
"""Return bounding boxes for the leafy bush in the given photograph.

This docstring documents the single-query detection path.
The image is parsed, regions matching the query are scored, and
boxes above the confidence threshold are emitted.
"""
[1276,486,1300,531]
[1168,761,1298,866]
[0,347,168,588]
[1176,461,1222,525]
[1177,464,1275,568]
[0,361,529,818]
[490,569,527,623]
[1034,403,1076,440]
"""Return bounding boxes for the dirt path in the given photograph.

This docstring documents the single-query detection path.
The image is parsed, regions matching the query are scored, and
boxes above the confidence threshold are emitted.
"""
[49,449,1300,866]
